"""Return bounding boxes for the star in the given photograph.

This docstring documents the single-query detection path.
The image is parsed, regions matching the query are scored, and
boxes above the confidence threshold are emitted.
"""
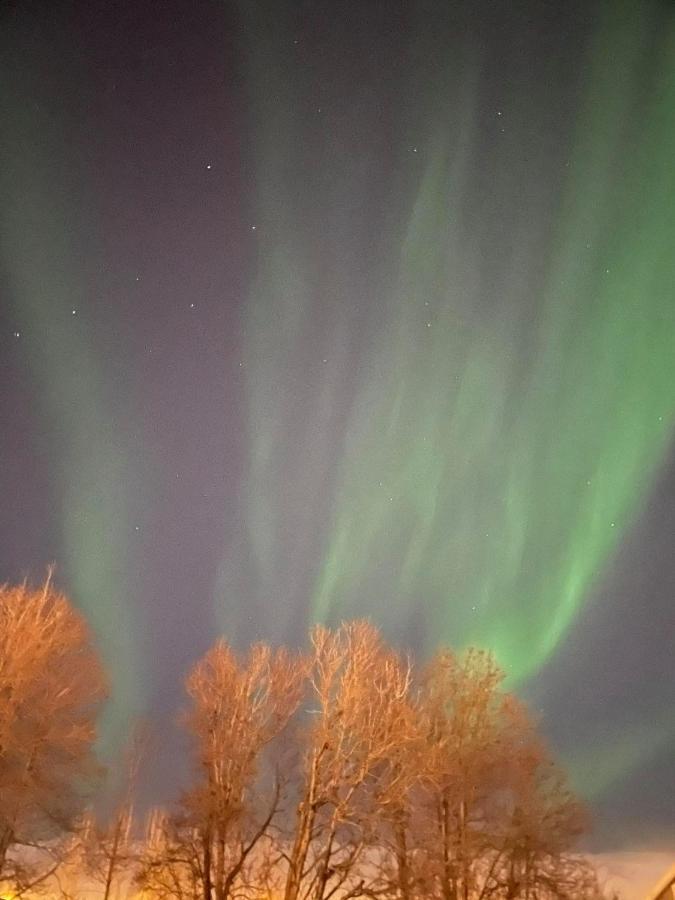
[71,309,77,315]
[13,331,21,338]
[206,163,212,170]
[190,302,196,309]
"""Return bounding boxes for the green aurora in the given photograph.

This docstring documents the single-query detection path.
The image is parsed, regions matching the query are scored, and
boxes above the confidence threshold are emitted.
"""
[223,0,675,802]
[0,0,673,806]
[309,3,675,679]
[0,40,146,750]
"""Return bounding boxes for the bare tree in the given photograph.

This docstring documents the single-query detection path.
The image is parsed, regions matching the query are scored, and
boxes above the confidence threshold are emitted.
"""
[137,640,307,900]
[492,740,590,900]
[0,569,606,900]
[138,810,295,900]
[378,647,595,900]
[136,808,204,900]
[418,649,527,900]
[282,620,418,900]
[77,722,152,900]
[0,574,107,894]
[139,634,605,900]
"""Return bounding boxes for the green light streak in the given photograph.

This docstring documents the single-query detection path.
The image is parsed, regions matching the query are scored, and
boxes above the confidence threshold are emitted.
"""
[567,710,675,801]
[312,1,675,677]
[224,0,675,728]
[0,35,145,751]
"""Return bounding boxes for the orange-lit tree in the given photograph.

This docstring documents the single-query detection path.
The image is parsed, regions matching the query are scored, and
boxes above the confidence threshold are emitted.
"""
[282,620,418,900]
[0,574,107,894]
[377,647,600,900]
[138,640,307,900]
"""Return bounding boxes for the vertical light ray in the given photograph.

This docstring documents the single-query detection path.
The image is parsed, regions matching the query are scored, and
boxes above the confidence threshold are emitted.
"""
[224,5,675,791]
[0,33,146,750]
[308,2,675,683]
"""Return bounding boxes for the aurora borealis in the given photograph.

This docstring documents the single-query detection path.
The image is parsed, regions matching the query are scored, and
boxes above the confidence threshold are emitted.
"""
[1,0,674,847]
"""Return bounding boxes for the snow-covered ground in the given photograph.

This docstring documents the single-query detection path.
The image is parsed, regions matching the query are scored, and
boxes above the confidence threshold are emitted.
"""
[590,852,674,900]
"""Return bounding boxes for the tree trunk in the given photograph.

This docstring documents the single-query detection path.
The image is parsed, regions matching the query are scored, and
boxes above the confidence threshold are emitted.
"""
[439,796,456,900]
[314,818,338,900]
[102,815,123,900]
[214,829,225,900]
[284,799,316,900]
[203,827,213,900]
[458,798,469,900]
[284,745,324,900]
[394,811,410,900]
[0,822,13,880]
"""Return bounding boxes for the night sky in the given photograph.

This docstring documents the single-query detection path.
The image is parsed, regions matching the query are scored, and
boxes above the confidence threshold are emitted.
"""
[1,0,674,850]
